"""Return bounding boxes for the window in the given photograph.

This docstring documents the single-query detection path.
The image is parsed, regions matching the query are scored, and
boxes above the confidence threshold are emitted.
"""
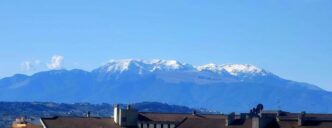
[163,124,169,128]
[143,123,148,128]
[149,123,154,128]
[138,123,143,128]
[156,123,161,128]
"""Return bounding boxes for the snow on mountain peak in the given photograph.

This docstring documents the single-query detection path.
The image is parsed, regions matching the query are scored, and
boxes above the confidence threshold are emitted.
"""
[196,63,221,72]
[102,59,194,74]
[98,59,268,76]
[150,59,181,68]
[197,63,267,76]
[106,59,142,72]
[222,64,266,76]
[148,59,193,71]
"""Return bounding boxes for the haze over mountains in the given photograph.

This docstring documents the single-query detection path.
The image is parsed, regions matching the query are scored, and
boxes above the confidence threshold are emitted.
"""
[0,59,330,113]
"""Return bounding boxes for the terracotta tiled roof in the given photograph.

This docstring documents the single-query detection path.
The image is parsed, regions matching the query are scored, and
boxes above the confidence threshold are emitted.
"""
[41,116,120,128]
[39,112,332,128]
[12,124,42,128]
[175,117,252,128]
[138,112,225,123]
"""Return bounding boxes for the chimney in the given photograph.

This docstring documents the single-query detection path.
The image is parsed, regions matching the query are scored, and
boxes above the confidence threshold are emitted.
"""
[226,112,235,126]
[252,117,260,128]
[86,111,91,118]
[298,111,305,126]
[114,104,120,124]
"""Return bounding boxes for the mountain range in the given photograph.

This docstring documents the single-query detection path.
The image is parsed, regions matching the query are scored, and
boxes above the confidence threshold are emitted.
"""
[0,59,331,113]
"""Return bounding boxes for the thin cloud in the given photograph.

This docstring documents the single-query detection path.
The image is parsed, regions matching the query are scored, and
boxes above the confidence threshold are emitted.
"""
[47,55,64,70]
[21,60,41,71]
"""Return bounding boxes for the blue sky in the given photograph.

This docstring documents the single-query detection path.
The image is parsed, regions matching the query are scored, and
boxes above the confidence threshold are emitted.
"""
[0,0,331,90]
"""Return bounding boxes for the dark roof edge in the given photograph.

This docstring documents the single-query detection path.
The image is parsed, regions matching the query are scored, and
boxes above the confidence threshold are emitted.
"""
[139,112,224,116]
[40,116,113,120]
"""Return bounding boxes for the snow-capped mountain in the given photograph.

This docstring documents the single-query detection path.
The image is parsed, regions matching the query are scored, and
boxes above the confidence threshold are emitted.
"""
[95,59,195,74]
[197,63,268,76]
[92,59,277,83]
[0,59,330,113]
[97,59,266,75]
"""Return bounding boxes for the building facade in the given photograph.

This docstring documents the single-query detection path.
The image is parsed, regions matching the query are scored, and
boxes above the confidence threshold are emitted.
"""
[38,104,332,128]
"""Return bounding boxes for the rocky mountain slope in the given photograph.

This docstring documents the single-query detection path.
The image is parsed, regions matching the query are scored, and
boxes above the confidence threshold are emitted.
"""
[0,59,330,113]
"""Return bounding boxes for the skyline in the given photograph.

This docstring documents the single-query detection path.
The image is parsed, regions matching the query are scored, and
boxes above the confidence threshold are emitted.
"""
[1,0,332,91]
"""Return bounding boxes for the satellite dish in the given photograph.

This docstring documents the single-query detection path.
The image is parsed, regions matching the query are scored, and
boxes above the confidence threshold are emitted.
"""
[256,104,264,112]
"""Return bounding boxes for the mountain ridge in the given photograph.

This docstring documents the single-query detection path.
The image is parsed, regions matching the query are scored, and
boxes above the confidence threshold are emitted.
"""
[0,59,330,113]
[94,59,269,76]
